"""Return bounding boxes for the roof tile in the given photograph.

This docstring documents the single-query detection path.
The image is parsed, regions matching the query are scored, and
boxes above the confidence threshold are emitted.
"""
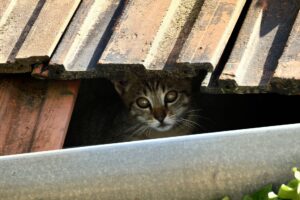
[218,0,299,93]
[0,0,299,94]
[0,0,40,72]
[178,0,246,71]
[15,0,81,66]
[47,0,121,79]
[0,78,79,155]
[271,10,300,95]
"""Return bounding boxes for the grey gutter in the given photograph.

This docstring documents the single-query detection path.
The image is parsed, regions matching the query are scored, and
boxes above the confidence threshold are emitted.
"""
[1,124,300,200]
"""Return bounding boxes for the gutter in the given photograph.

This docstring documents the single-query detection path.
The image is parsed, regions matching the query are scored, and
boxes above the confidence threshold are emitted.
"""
[1,124,300,199]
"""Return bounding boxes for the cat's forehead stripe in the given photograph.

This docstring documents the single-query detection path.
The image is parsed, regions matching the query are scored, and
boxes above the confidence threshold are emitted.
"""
[145,82,153,92]
[162,84,166,92]
[142,88,147,96]
[155,81,160,90]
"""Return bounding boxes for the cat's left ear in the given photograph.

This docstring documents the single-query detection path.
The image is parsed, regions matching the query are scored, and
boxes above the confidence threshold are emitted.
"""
[112,80,131,96]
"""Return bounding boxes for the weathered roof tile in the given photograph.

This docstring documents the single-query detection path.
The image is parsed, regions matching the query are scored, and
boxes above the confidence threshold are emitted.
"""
[271,10,300,95]
[218,0,299,93]
[0,78,79,155]
[0,0,40,72]
[0,0,299,94]
[15,0,81,66]
[99,0,174,68]
[178,0,246,71]
[47,0,121,79]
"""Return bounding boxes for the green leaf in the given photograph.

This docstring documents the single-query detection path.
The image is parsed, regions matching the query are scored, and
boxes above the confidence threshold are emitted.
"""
[267,191,278,200]
[231,185,274,200]
[293,168,300,181]
[221,167,300,200]
[278,184,297,199]
[297,182,300,195]
[250,184,273,200]
[288,179,299,189]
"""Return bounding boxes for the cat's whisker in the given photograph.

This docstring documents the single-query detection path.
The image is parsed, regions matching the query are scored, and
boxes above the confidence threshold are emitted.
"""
[180,118,206,131]
[146,128,151,138]
[180,118,200,126]
[131,127,140,136]
[175,119,193,129]
[185,111,203,115]
[169,115,177,120]
[125,123,140,133]
[185,109,203,113]
[187,114,210,120]
[186,114,202,117]
[168,113,177,118]
[185,112,205,116]
[142,126,150,135]
[112,77,203,141]
[180,121,194,129]
[186,113,215,125]
[131,125,147,136]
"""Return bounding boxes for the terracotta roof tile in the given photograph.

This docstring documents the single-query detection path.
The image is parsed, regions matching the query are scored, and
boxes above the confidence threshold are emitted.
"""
[0,78,79,155]
[15,0,80,66]
[0,0,40,72]
[49,0,121,78]
[218,0,299,94]
[178,0,246,71]
[271,10,300,95]
[0,0,299,94]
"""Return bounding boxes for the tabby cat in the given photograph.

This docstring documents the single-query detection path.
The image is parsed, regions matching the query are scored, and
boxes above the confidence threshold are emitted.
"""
[107,77,201,142]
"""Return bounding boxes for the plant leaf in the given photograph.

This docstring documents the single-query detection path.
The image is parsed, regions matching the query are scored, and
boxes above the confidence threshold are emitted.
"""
[278,184,297,199]
[250,184,273,200]
[288,179,298,188]
[293,168,300,181]
[267,191,278,200]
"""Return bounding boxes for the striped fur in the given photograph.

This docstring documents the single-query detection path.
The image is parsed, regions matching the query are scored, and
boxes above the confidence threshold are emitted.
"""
[113,77,200,141]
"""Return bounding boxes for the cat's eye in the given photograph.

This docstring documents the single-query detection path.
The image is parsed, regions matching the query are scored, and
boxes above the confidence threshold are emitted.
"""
[136,97,150,108]
[165,90,178,103]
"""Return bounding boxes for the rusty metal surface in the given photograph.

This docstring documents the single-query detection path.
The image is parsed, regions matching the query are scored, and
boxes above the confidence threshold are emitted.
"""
[1,124,300,199]
[0,77,79,155]
[0,0,300,94]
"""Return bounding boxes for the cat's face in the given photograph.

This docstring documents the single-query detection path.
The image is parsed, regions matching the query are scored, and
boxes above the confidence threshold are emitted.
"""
[114,78,193,132]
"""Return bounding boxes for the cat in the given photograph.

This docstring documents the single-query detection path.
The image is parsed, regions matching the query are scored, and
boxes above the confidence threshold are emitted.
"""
[104,76,202,142]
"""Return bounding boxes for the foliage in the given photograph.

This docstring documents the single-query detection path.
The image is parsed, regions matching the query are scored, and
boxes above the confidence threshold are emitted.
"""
[223,168,300,200]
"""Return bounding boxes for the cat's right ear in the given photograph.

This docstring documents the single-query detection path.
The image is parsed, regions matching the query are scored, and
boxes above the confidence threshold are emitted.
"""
[112,80,131,96]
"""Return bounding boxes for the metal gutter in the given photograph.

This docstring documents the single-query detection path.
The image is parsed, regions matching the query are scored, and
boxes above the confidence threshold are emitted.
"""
[1,124,300,199]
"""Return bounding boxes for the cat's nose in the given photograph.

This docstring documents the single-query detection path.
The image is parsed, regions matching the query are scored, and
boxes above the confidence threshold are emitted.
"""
[153,109,166,123]
[156,115,166,123]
